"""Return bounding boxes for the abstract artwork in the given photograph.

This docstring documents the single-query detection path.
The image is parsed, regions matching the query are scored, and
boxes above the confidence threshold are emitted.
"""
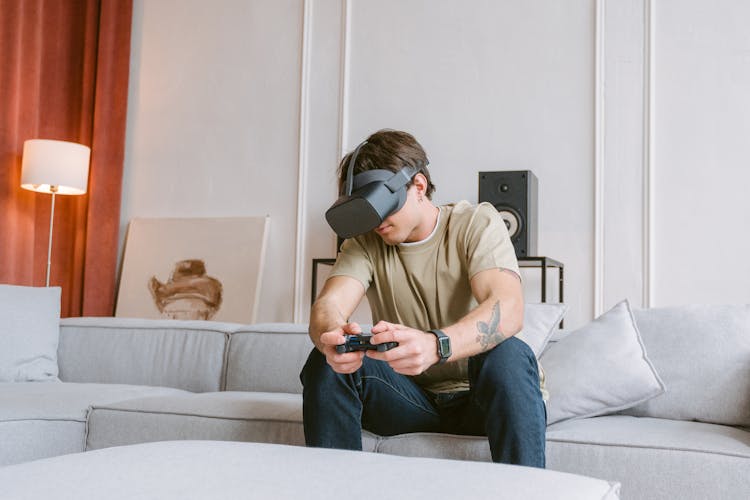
[115,217,269,324]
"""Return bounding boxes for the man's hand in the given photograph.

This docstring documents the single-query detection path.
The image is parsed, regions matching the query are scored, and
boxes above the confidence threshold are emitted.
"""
[365,321,441,375]
[318,322,366,374]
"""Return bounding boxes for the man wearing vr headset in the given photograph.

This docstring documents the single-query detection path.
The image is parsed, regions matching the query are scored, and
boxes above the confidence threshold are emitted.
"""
[300,130,546,467]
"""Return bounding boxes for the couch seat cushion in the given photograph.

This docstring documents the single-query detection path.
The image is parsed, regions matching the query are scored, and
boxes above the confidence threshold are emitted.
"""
[0,382,189,466]
[547,415,750,458]
[86,392,307,450]
[372,416,750,500]
[0,440,621,500]
[85,391,380,452]
[0,382,190,422]
[546,415,750,500]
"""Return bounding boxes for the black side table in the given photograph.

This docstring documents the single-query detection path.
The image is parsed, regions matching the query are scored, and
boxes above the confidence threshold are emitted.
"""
[518,257,564,304]
[519,256,564,328]
[311,258,337,306]
[311,256,564,325]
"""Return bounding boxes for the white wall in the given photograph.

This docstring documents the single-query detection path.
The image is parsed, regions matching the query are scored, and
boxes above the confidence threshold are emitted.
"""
[343,0,594,326]
[121,0,303,321]
[122,0,750,327]
[652,0,750,306]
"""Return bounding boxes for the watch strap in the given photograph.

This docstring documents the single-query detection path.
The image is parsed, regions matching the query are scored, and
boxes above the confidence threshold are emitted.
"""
[427,329,451,365]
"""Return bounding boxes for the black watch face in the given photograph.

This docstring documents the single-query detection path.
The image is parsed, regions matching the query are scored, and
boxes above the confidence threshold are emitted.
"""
[438,336,451,357]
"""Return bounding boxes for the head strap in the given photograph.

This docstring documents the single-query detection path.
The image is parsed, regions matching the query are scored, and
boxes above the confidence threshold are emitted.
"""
[344,141,368,195]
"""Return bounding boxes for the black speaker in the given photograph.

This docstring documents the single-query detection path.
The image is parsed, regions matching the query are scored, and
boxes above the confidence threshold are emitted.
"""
[478,170,538,258]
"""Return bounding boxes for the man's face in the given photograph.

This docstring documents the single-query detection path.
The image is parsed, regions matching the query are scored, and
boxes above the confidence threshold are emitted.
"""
[372,185,421,245]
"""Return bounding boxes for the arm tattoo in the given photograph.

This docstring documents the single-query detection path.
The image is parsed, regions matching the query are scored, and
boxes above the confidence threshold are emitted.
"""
[476,301,506,351]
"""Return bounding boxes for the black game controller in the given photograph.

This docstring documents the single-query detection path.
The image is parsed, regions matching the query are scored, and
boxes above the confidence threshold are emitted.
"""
[335,332,398,354]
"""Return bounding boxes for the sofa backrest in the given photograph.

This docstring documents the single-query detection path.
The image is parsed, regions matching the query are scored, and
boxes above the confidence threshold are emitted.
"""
[58,317,242,392]
[621,304,750,427]
[225,323,313,394]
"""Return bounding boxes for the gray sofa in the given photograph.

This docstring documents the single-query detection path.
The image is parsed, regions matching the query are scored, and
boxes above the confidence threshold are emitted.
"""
[2,304,749,499]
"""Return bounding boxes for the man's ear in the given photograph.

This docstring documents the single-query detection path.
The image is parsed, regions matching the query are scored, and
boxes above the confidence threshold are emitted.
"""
[412,172,429,195]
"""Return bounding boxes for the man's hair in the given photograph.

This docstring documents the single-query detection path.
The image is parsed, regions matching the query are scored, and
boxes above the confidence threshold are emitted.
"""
[336,129,436,199]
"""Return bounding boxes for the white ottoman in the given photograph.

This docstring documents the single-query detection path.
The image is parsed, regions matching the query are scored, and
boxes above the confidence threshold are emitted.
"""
[0,441,620,500]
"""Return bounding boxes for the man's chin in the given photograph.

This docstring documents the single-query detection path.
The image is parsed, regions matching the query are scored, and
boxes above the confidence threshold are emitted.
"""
[376,233,402,246]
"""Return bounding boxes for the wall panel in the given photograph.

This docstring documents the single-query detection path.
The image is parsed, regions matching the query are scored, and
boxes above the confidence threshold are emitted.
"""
[652,0,750,306]
[122,0,750,327]
[122,0,303,321]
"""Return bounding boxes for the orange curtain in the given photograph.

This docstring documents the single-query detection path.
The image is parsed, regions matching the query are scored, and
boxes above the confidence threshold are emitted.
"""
[0,0,133,317]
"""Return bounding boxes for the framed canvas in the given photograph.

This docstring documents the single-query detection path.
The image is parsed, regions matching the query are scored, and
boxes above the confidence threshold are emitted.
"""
[116,216,269,324]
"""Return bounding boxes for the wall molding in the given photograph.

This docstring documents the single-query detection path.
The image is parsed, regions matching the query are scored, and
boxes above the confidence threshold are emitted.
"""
[643,0,655,308]
[293,0,350,320]
[596,0,655,315]
[297,1,655,322]
[594,0,606,317]
[338,0,352,158]
[293,0,313,322]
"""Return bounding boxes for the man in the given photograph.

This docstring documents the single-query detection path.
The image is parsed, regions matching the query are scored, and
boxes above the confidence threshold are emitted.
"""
[300,129,547,467]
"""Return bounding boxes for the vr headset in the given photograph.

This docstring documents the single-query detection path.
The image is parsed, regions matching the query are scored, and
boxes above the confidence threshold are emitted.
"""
[325,141,424,239]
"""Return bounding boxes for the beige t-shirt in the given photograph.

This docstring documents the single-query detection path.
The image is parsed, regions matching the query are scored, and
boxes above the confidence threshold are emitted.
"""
[329,201,525,393]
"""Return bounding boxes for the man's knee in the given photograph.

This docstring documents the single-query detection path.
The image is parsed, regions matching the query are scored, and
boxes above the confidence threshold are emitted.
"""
[491,336,536,371]
[300,348,335,389]
[474,337,539,394]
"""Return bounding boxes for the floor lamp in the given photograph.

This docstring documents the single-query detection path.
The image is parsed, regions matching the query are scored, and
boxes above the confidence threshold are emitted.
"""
[20,139,91,287]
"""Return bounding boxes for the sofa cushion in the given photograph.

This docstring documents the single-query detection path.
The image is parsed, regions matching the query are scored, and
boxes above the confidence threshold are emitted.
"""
[516,303,568,357]
[371,415,750,461]
[225,323,313,393]
[374,415,750,461]
[225,307,565,395]
[372,416,749,500]
[0,382,190,422]
[622,304,750,427]
[86,392,306,451]
[59,317,237,392]
[0,420,84,466]
[0,285,61,382]
[0,382,189,466]
[376,432,493,462]
[540,300,665,424]
[0,440,621,500]
[86,391,380,453]
[546,416,750,500]
[547,415,750,459]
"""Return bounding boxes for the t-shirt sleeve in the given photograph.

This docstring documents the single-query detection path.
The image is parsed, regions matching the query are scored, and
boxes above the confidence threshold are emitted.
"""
[464,202,521,279]
[327,237,373,292]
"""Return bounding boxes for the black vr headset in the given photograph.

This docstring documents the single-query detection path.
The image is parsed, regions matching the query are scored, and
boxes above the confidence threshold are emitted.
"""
[325,141,425,239]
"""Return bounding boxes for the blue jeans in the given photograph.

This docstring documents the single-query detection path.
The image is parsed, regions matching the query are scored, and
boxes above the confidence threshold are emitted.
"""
[299,337,547,467]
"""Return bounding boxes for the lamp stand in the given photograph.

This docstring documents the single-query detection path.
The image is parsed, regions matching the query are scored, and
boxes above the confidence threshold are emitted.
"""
[45,186,58,287]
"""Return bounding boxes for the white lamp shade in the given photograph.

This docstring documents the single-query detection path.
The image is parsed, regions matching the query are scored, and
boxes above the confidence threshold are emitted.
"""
[21,139,91,195]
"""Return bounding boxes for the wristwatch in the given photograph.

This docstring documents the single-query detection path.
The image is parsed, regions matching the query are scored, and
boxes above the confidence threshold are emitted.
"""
[427,329,452,365]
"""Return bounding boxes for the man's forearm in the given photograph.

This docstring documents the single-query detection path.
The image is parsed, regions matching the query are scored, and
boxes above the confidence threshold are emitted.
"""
[309,297,348,352]
[309,275,367,352]
[442,296,523,362]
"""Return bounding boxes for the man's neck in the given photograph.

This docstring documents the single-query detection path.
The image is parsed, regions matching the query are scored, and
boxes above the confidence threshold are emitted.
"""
[404,202,440,243]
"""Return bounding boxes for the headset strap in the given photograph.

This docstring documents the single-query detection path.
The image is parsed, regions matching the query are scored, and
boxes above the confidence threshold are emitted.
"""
[344,141,368,195]
[352,169,394,189]
[345,139,428,194]
[384,164,423,193]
